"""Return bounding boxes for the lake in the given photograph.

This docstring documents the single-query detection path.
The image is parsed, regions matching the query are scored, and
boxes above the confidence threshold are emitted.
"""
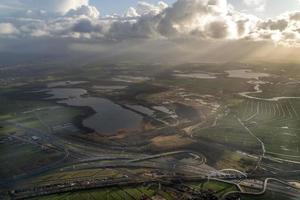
[174,72,217,79]
[45,88,143,135]
[47,81,88,88]
[226,69,270,79]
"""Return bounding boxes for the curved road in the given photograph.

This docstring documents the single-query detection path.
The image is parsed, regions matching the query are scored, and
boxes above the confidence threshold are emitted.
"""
[222,178,299,200]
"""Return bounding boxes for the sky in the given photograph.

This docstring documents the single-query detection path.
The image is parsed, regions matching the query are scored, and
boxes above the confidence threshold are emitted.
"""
[1,0,300,18]
[1,0,300,64]
[91,0,300,18]
[90,0,176,15]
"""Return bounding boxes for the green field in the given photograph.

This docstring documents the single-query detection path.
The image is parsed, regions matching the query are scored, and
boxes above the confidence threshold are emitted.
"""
[194,96,300,173]
[0,141,63,179]
[0,89,84,180]
[190,180,238,198]
[24,169,123,187]
[30,186,175,200]
[237,99,300,158]
[24,180,291,200]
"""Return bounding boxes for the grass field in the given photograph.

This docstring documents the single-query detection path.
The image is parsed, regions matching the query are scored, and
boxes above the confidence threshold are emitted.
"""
[190,180,238,198]
[30,186,175,200]
[155,76,253,96]
[25,169,123,187]
[237,99,300,158]
[241,192,291,200]
[194,96,300,172]
[26,180,235,200]
[0,141,63,179]
[0,90,84,180]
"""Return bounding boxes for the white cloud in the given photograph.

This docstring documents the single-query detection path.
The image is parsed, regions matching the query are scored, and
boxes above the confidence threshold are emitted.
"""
[244,0,266,12]
[0,0,89,14]
[24,0,89,13]
[125,7,139,18]
[0,23,19,35]
[136,1,168,16]
[66,5,100,18]
[1,0,300,47]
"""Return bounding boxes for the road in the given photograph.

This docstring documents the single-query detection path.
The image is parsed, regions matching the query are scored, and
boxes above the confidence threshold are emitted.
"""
[5,175,245,200]
[129,150,206,164]
[2,109,300,200]
[237,117,300,168]
[222,178,300,200]
[237,117,266,172]
[7,173,300,200]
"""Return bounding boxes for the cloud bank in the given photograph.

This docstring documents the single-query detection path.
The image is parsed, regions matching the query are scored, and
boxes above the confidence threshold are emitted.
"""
[1,0,300,65]
[1,0,300,47]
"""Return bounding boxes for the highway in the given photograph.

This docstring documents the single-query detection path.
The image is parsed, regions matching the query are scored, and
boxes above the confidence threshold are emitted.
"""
[2,110,300,200]
[222,178,300,200]
[129,150,206,164]
[7,175,243,199]
[7,172,300,200]
[4,121,300,200]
